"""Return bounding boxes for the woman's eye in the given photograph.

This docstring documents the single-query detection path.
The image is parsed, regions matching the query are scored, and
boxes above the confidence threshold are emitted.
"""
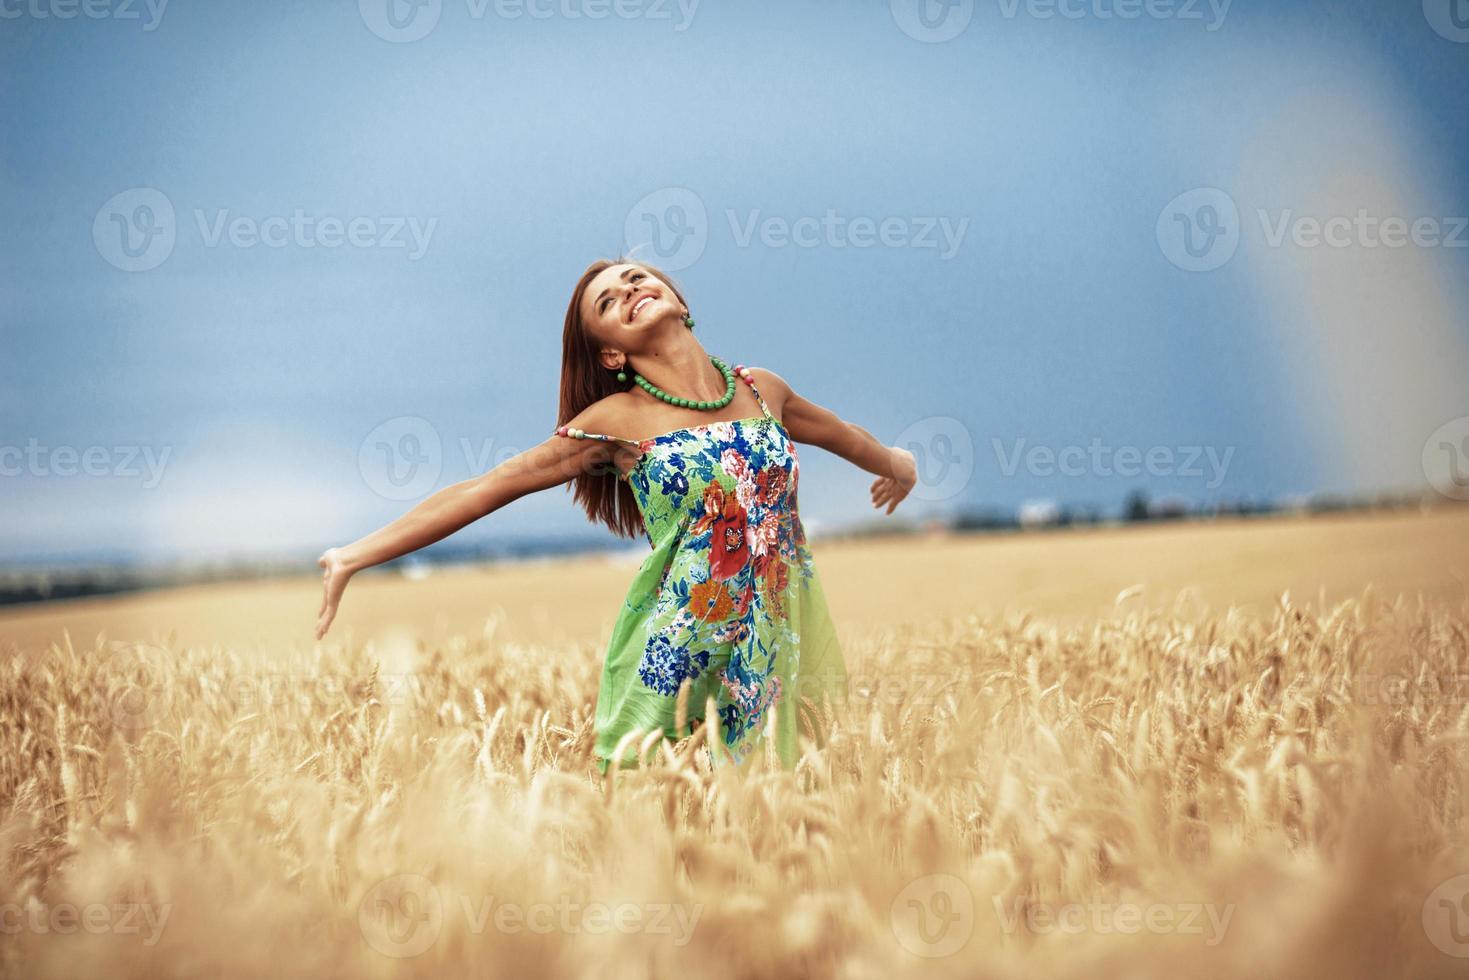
[599,273,645,314]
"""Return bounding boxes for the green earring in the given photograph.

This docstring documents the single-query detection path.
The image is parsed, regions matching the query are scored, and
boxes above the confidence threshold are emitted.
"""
[616,366,628,382]
[684,313,695,330]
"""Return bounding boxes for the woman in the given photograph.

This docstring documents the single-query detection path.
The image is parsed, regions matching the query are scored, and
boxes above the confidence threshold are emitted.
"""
[314,258,918,771]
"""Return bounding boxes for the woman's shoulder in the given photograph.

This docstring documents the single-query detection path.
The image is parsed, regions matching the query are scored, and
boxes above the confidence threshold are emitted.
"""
[744,366,791,398]
[742,366,794,417]
[562,391,641,440]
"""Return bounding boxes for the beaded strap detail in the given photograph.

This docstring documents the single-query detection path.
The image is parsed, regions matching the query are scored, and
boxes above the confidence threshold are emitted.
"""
[736,365,775,420]
[552,425,641,446]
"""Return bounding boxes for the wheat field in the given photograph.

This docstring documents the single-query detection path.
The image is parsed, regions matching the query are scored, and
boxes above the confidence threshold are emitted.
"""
[3,510,1469,978]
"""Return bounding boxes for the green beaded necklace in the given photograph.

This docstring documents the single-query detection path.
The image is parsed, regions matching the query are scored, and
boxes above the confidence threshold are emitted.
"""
[610,314,736,410]
[623,353,736,410]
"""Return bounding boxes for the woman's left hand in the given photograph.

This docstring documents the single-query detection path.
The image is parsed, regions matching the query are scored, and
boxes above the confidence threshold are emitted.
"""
[870,446,917,514]
[315,548,356,640]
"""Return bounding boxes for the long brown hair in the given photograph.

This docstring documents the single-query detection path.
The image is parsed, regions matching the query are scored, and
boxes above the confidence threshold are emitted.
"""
[558,257,691,541]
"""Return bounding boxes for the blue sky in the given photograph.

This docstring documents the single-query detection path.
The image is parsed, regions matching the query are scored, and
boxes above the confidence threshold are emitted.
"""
[2,0,1467,561]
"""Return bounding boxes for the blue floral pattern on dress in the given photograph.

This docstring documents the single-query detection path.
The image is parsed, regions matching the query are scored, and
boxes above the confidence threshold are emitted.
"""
[637,633,711,695]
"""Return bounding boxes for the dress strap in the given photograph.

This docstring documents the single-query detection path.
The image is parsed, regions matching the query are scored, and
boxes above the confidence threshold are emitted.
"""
[553,424,643,449]
[733,364,775,420]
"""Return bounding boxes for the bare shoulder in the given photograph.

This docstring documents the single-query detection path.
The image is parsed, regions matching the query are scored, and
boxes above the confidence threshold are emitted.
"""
[562,390,639,437]
[745,366,794,399]
[745,366,795,415]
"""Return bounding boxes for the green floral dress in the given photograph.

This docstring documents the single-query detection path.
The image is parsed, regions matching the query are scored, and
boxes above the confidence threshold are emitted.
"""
[556,365,847,772]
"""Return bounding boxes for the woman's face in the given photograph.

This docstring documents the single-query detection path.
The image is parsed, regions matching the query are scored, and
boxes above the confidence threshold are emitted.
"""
[580,263,684,349]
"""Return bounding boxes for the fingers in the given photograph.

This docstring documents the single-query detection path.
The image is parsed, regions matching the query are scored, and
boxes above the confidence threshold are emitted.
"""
[320,589,340,635]
[316,555,338,638]
[316,604,336,640]
[869,474,909,513]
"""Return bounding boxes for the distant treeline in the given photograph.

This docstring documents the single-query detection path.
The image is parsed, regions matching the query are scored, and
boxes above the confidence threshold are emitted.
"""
[823,487,1457,539]
[0,489,1456,608]
[0,534,617,608]
[949,488,1441,532]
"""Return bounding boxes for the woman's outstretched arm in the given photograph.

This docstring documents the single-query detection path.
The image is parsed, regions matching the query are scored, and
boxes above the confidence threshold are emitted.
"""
[748,367,918,515]
[314,428,615,639]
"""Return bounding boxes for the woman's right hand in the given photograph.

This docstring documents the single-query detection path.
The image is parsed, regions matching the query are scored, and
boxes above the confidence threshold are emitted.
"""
[870,445,918,515]
[308,432,586,641]
[315,548,356,640]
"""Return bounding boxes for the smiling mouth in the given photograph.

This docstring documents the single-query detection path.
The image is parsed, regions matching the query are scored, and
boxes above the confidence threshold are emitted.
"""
[629,294,657,322]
